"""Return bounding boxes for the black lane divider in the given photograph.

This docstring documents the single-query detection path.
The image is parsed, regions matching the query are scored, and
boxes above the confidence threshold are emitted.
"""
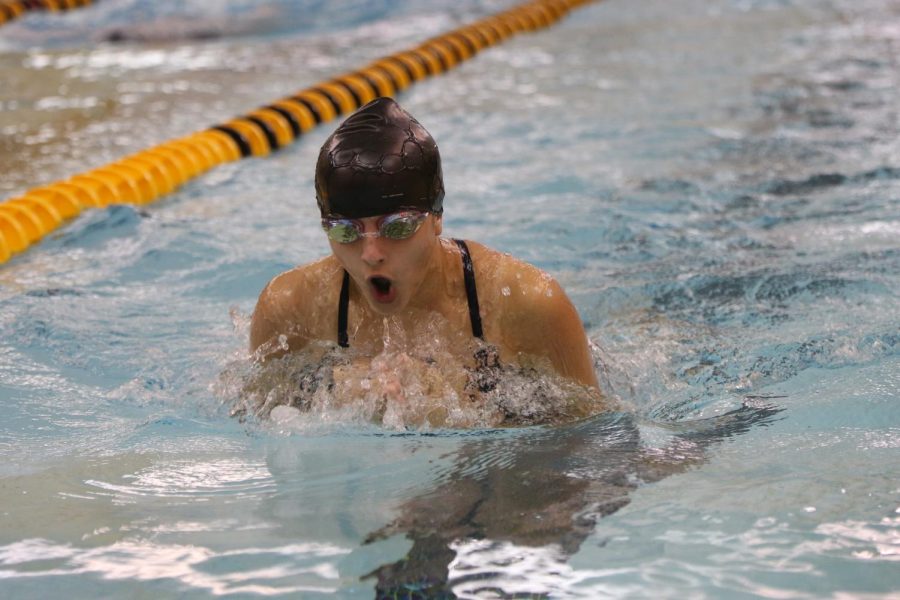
[289,96,324,124]
[265,105,302,139]
[243,116,280,152]
[211,125,252,159]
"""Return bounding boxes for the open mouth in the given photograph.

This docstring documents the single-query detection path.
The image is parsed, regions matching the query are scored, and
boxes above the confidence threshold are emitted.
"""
[368,276,396,303]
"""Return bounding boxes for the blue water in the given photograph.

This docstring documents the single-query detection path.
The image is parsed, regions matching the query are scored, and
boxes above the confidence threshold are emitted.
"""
[1,0,898,597]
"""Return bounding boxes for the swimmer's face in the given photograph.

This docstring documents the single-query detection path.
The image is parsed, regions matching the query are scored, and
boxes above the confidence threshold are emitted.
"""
[328,211,443,315]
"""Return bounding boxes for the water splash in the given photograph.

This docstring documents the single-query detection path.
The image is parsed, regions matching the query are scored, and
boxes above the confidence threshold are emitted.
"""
[217,312,609,431]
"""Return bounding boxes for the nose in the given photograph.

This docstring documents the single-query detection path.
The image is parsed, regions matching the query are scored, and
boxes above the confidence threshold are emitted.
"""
[359,234,386,266]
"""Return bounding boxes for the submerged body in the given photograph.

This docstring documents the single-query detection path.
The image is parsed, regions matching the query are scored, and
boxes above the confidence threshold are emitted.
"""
[248,98,602,427]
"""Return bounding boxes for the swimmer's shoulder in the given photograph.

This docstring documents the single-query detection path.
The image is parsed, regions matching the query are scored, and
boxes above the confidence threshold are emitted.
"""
[462,240,562,305]
[251,256,343,355]
[466,242,598,388]
[462,240,596,387]
[260,256,342,303]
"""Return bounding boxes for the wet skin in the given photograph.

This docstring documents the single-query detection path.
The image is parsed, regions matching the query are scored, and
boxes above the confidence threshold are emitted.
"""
[250,213,600,391]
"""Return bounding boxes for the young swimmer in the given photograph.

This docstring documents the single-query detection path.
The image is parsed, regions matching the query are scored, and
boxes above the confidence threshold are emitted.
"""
[248,97,603,427]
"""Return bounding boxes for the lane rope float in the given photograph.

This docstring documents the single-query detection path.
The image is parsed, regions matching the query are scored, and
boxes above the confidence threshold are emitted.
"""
[0,0,597,265]
[0,0,94,28]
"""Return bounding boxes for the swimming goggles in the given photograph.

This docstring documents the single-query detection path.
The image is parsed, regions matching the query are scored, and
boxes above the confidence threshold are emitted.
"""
[321,211,429,244]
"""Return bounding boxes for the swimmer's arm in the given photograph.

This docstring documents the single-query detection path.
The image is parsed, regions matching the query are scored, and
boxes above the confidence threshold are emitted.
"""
[505,278,600,389]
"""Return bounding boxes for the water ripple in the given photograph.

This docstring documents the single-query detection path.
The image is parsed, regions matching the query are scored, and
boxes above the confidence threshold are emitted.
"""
[85,458,275,499]
[0,538,350,596]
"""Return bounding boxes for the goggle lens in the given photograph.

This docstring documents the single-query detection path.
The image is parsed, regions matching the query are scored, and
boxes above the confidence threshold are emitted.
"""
[324,221,361,244]
[322,211,428,244]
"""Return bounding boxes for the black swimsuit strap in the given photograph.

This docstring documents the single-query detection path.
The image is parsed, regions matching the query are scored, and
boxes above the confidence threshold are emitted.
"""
[454,238,484,340]
[337,270,350,348]
[336,239,484,347]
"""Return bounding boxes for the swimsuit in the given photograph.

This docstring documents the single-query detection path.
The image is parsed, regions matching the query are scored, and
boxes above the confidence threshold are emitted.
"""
[337,239,483,347]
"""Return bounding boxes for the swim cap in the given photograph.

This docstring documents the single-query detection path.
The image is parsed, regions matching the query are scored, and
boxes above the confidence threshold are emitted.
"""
[315,97,445,219]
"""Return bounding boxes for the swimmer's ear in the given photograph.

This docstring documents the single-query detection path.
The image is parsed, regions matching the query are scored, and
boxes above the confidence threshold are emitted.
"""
[432,214,443,236]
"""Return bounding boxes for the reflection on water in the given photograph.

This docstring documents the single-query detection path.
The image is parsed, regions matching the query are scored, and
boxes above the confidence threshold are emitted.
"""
[362,404,782,597]
[0,538,349,596]
[86,457,275,498]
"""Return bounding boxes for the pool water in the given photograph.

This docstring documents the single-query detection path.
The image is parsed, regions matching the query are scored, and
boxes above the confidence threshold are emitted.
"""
[1,0,898,597]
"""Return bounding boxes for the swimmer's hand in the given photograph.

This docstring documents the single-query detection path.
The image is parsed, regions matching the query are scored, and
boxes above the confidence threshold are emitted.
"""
[332,351,463,428]
[333,353,408,404]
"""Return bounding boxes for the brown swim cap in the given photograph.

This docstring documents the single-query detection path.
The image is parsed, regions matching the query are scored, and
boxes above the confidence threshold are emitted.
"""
[315,97,445,218]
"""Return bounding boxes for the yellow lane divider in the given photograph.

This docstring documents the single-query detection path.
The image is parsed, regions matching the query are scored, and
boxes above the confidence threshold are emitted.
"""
[0,0,596,265]
[0,0,94,27]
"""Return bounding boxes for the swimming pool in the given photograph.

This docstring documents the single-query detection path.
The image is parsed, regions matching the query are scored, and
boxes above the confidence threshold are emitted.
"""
[1,0,898,597]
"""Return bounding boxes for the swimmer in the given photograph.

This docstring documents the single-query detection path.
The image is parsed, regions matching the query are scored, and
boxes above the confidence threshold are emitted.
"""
[249,97,600,422]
